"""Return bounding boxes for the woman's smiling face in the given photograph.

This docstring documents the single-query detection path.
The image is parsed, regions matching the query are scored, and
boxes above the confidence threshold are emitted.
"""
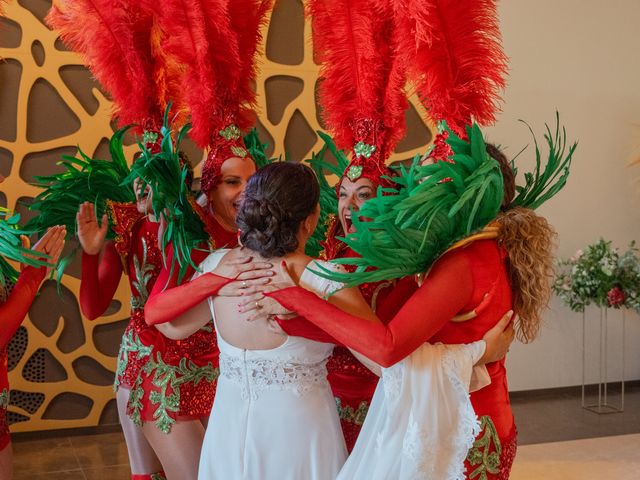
[338,177,375,234]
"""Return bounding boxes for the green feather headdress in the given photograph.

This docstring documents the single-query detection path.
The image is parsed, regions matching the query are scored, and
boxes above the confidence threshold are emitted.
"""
[317,115,575,287]
[0,209,50,285]
[305,131,350,257]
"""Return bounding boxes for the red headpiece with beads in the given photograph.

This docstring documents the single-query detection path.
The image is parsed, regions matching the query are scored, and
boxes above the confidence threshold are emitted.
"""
[310,0,408,189]
[154,0,274,195]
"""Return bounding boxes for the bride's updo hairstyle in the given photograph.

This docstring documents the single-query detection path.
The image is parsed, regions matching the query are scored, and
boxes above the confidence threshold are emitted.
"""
[237,162,319,258]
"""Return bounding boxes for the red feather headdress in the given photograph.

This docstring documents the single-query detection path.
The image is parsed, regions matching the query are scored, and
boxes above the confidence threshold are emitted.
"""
[157,0,273,195]
[393,0,508,136]
[46,0,166,132]
[309,0,407,188]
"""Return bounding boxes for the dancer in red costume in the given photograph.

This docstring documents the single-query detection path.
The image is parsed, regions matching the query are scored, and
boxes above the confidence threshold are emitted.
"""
[142,0,276,333]
[45,1,222,476]
[0,198,65,479]
[256,119,573,479]
[76,173,217,480]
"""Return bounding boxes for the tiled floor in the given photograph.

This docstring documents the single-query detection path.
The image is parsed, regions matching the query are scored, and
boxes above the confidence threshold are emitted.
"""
[11,432,130,480]
[9,385,640,479]
[511,434,640,480]
[511,383,639,445]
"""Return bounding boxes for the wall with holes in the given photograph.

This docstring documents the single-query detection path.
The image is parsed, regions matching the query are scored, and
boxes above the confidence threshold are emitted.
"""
[0,0,434,432]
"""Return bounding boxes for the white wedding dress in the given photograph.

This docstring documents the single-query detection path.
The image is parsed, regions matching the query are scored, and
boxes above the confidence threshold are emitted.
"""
[197,251,347,480]
[337,339,486,480]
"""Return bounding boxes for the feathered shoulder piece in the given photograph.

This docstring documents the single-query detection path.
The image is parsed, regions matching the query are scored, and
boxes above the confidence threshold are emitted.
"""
[305,131,350,257]
[319,115,577,287]
[28,129,135,238]
[27,128,136,240]
[0,210,50,286]
[394,0,508,135]
[317,122,504,287]
[126,109,210,282]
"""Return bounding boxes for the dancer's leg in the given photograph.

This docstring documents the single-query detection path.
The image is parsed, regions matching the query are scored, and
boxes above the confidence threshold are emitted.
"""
[142,420,205,480]
[117,387,164,476]
[0,442,13,480]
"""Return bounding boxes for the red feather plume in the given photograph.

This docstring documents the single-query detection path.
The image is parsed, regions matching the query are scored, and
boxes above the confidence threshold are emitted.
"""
[309,0,407,158]
[155,0,244,148]
[226,0,275,130]
[46,0,159,128]
[393,0,508,135]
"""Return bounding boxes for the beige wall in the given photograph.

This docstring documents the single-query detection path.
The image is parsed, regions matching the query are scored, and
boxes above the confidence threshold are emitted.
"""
[490,0,640,391]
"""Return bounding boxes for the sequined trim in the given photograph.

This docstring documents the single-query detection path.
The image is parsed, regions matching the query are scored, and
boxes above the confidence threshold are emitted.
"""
[114,329,153,391]
[106,200,144,270]
[498,428,517,480]
[466,416,502,480]
[130,237,156,310]
[353,141,376,159]
[0,389,9,410]
[145,353,218,433]
[150,473,167,480]
[335,397,368,426]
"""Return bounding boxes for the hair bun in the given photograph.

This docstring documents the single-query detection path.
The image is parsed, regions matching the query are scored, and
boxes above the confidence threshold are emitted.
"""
[237,163,319,258]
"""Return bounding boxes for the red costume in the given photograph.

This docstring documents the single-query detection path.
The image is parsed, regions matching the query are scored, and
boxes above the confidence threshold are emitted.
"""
[0,266,45,450]
[80,203,218,433]
[268,239,517,479]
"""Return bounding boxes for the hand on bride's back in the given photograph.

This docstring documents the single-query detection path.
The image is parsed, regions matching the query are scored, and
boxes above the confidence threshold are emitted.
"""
[237,260,297,321]
[213,248,276,297]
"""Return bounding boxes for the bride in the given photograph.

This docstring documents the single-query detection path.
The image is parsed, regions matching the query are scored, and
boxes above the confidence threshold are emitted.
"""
[155,162,511,479]
[156,162,348,479]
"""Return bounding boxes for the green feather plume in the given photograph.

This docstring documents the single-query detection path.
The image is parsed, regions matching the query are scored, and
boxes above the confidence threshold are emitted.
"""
[313,122,504,287]
[27,127,136,239]
[244,128,275,169]
[0,209,51,285]
[510,111,576,210]
[304,131,350,257]
[126,108,210,283]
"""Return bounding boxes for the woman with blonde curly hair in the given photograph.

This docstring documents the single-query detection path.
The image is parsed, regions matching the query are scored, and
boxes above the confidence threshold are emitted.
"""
[251,120,573,479]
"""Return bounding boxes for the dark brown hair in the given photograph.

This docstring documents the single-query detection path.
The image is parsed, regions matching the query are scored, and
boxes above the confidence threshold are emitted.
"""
[237,162,319,258]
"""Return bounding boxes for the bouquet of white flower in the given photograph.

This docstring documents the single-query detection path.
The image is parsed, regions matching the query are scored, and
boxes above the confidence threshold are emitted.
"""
[553,239,640,313]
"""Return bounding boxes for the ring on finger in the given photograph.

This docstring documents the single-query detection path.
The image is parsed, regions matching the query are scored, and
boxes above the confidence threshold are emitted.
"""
[255,300,262,310]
